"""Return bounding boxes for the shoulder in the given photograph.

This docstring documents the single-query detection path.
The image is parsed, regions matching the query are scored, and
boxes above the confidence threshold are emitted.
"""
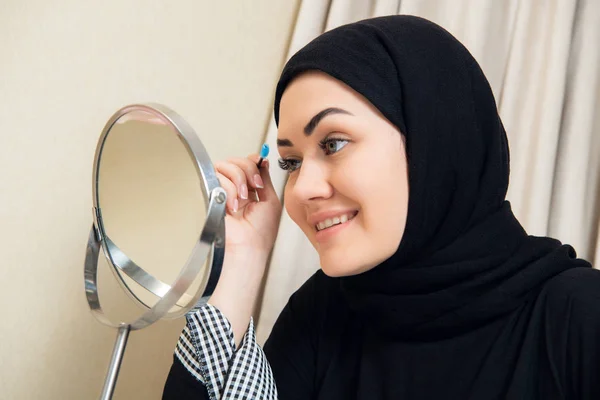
[539,268,600,397]
[543,266,600,303]
[541,267,600,327]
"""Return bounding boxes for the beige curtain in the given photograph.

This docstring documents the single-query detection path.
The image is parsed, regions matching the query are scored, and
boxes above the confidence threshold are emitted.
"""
[256,0,600,344]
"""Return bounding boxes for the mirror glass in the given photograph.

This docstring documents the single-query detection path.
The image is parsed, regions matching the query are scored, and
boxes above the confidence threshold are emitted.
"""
[96,110,209,313]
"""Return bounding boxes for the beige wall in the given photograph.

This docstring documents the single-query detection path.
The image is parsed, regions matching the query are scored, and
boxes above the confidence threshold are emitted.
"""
[0,1,298,399]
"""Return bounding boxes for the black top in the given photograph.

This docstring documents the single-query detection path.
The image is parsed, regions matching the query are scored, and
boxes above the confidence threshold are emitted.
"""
[263,266,600,399]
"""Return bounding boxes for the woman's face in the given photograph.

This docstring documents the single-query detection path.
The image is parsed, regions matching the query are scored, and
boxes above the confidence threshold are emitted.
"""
[277,71,409,277]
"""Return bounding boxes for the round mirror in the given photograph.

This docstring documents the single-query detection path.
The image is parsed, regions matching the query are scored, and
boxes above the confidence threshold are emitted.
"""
[84,103,227,399]
[84,104,226,331]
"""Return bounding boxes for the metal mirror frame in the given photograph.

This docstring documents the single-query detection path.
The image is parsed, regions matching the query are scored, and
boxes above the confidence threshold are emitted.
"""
[83,103,226,399]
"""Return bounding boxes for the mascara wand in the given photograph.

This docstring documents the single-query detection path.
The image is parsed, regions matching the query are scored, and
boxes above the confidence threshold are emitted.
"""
[254,144,270,202]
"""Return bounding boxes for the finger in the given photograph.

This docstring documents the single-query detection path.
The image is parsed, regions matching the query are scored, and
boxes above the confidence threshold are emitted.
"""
[228,157,264,191]
[249,155,279,204]
[216,172,239,213]
[215,160,249,201]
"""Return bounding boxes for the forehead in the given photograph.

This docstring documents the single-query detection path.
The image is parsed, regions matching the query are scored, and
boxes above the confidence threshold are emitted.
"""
[278,72,367,129]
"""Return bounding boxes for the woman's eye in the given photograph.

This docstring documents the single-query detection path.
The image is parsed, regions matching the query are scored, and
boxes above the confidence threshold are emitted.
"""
[277,138,348,174]
[278,158,302,173]
[320,138,349,155]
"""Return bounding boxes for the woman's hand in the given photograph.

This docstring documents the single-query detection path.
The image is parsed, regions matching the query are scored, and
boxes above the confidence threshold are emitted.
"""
[209,153,282,345]
[215,154,281,257]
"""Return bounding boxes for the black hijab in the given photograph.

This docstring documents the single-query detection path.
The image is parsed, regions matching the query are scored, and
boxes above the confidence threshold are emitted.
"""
[273,15,588,341]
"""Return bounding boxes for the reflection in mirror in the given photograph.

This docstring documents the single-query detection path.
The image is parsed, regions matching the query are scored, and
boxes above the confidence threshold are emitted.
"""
[97,110,208,311]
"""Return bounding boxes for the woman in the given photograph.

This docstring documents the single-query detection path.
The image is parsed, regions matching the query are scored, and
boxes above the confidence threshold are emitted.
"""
[163,15,600,399]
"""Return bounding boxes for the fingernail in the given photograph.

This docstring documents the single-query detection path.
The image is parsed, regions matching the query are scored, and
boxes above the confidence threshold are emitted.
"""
[253,174,264,188]
[240,184,248,200]
[233,198,239,213]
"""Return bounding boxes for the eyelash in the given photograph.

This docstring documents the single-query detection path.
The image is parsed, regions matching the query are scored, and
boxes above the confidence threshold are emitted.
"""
[278,137,349,173]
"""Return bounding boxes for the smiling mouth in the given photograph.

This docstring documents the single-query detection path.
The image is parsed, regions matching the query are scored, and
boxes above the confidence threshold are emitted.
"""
[315,211,359,232]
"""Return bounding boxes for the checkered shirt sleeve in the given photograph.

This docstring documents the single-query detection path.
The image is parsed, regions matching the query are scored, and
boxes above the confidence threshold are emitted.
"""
[174,304,278,400]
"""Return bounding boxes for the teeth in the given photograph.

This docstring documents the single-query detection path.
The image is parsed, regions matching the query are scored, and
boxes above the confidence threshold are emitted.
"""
[315,212,356,231]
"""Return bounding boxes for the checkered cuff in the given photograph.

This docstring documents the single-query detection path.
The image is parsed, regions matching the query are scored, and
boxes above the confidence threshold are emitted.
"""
[174,304,277,400]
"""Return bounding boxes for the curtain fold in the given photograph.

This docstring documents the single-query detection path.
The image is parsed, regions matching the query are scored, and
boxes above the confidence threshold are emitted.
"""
[256,0,600,344]
[549,0,600,261]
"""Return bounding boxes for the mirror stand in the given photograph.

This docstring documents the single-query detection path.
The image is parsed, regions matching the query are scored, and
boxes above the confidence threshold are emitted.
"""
[101,325,131,400]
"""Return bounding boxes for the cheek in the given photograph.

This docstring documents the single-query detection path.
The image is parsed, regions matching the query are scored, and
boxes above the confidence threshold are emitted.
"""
[370,156,409,249]
[335,145,404,207]
[335,143,408,241]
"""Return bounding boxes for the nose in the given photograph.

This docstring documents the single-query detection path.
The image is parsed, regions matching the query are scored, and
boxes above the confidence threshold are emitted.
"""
[290,159,333,203]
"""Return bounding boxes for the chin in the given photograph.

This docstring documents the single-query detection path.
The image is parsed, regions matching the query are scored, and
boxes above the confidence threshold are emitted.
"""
[319,257,375,278]
[320,266,350,278]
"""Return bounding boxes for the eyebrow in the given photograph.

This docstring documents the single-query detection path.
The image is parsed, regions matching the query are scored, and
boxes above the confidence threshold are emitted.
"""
[276,107,353,147]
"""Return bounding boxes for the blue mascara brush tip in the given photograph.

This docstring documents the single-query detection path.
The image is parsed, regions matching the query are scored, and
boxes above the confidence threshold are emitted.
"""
[257,143,270,167]
[260,143,270,158]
